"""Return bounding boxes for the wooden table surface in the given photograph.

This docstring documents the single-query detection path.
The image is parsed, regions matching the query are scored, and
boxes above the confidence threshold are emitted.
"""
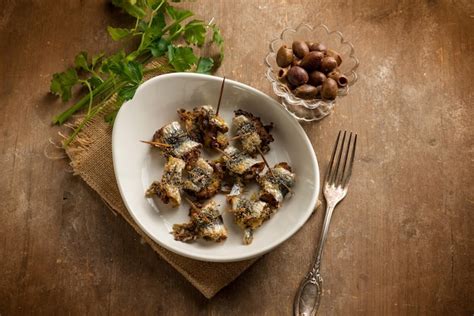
[1,0,473,315]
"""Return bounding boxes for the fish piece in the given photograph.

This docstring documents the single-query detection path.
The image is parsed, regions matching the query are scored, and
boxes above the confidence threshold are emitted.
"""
[227,180,245,198]
[228,196,274,245]
[222,146,265,181]
[145,157,185,207]
[152,121,201,163]
[233,109,274,155]
[178,105,229,150]
[177,109,202,142]
[258,162,296,207]
[172,200,228,242]
[182,158,223,200]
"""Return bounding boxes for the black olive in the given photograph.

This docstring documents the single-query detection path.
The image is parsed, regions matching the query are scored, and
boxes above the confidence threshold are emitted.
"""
[327,69,348,87]
[308,71,326,87]
[287,66,309,86]
[276,45,294,68]
[336,75,348,87]
[294,84,319,99]
[300,51,324,71]
[321,78,338,100]
[291,57,302,67]
[292,41,310,59]
[326,49,342,66]
[327,69,340,80]
[321,56,337,73]
[278,68,288,81]
[309,42,327,54]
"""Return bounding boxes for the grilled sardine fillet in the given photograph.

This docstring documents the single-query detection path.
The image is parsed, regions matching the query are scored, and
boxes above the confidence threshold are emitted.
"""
[222,146,265,181]
[145,157,185,207]
[172,200,228,242]
[152,121,201,163]
[233,109,274,155]
[258,162,295,207]
[182,158,223,200]
[228,196,274,245]
[178,105,229,150]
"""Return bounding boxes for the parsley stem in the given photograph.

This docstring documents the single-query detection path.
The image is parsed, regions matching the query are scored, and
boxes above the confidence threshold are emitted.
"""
[162,12,193,34]
[63,103,102,147]
[134,17,139,30]
[52,79,114,125]
[148,0,165,28]
[167,25,184,42]
[79,79,94,115]
[62,81,125,146]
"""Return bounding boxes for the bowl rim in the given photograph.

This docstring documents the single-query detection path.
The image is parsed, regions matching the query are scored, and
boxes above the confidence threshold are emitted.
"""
[112,72,320,262]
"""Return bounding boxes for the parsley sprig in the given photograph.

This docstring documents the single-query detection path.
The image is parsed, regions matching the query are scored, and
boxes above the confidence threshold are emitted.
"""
[50,0,224,146]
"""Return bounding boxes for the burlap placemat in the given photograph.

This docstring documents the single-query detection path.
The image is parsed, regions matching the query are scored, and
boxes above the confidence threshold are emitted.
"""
[63,61,257,299]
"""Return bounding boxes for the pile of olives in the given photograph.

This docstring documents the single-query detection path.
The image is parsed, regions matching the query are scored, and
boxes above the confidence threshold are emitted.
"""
[276,41,347,100]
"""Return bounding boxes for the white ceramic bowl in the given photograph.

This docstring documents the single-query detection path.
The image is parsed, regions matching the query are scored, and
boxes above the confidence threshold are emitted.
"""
[112,73,319,262]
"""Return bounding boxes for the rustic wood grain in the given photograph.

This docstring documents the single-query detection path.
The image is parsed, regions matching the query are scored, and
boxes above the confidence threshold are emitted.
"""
[0,0,473,315]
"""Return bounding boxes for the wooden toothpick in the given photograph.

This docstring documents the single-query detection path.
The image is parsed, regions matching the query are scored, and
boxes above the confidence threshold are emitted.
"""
[257,147,274,177]
[184,196,200,210]
[257,147,292,193]
[214,147,230,158]
[258,148,293,194]
[230,132,252,141]
[140,140,172,148]
[215,76,226,116]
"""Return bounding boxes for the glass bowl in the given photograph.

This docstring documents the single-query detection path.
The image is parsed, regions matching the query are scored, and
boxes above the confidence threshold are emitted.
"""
[265,23,359,122]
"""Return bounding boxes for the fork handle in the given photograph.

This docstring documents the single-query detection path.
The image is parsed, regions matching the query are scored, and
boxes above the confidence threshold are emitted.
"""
[294,204,335,316]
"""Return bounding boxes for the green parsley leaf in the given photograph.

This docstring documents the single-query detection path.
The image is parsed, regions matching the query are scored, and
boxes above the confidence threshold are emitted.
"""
[153,11,166,31]
[212,24,224,47]
[165,6,193,21]
[74,51,90,71]
[137,20,148,33]
[118,83,139,101]
[196,57,214,74]
[149,38,169,57]
[107,26,132,41]
[100,50,126,73]
[111,0,146,19]
[168,24,183,38]
[125,61,143,83]
[139,12,166,49]
[167,45,198,71]
[108,59,143,83]
[50,68,79,102]
[211,24,224,61]
[184,20,206,46]
[91,53,104,68]
[87,76,103,89]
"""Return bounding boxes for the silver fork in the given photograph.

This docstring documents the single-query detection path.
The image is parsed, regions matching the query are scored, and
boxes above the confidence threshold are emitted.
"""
[294,131,358,316]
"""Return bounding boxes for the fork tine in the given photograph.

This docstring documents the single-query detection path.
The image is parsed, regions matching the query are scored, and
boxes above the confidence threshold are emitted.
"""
[338,132,353,185]
[331,131,346,184]
[325,131,341,184]
[343,133,357,186]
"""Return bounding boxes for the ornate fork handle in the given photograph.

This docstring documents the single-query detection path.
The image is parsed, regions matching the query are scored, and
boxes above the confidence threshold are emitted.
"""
[294,203,336,316]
